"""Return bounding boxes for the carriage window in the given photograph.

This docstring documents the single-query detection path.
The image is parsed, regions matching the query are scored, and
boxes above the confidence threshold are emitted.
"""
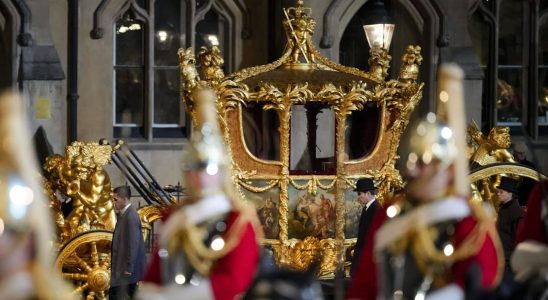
[290,104,335,174]
[344,104,381,160]
[241,102,280,161]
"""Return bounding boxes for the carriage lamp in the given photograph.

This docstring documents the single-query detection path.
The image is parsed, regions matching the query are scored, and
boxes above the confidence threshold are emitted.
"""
[362,0,395,51]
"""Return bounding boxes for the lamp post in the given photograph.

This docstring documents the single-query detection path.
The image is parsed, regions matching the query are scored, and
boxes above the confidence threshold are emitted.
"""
[362,0,395,51]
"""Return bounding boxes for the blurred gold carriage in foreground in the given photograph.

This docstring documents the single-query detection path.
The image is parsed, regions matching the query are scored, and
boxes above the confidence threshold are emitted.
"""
[180,1,424,277]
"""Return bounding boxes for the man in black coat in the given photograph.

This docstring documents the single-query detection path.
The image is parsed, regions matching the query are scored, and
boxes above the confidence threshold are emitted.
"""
[351,178,380,276]
[496,177,524,266]
[513,142,537,206]
[109,186,146,299]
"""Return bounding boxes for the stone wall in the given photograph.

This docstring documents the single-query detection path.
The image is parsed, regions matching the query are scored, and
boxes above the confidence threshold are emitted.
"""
[8,0,547,190]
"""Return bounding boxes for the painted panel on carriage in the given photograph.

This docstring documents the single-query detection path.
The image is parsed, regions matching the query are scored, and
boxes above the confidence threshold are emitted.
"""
[288,182,336,240]
[344,188,364,239]
[238,180,280,239]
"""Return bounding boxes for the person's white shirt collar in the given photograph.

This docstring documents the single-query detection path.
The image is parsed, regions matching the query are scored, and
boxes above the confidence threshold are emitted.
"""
[121,202,131,215]
[365,198,376,210]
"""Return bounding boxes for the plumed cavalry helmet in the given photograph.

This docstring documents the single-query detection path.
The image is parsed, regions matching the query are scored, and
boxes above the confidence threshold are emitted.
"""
[181,85,228,174]
[404,64,470,196]
[406,112,457,171]
[0,92,73,299]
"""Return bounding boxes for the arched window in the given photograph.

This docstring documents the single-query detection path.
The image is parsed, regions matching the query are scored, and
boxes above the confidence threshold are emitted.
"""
[114,9,146,138]
[469,0,548,138]
[497,0,526,127]
[468,3,496,130]
[113,0,232,140]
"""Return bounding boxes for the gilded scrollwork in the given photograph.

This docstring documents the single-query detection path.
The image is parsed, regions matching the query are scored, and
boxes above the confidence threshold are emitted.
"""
[198,46,225,83]
[272,237,337,276]
[137,205,163,242]
[216,80,249,111]
[228,50,292,82]
[237,179,280,193]
[288,176,337,195]
[366,162,404,203]
[309,45,375,81]
[317,82,370,118]
[368,48,392,81]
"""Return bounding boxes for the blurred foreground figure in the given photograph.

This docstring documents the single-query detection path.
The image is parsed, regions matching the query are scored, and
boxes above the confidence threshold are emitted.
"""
[242,252,324,300]
[347,65,503,300]
[138,85,261,300]
[510,180,548,300]
[0,92,74,300]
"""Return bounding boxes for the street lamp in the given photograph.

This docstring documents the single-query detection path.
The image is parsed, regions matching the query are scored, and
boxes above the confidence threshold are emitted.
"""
[362,0,395,51]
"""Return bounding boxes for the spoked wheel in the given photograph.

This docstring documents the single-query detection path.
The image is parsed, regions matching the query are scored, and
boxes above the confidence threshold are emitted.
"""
[56,230,113,300]
[469,162,545,209]
[469,162,544,182]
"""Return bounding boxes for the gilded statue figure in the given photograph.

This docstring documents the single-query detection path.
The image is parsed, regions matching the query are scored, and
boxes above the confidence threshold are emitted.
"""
[283,0,315,64]
[199,45,225,82]
[467,122,515,209]
[398,45,423,83]
[468,121,515,167]
[178,47,200,95]
[44,142,116,243]
[368,48,391,81]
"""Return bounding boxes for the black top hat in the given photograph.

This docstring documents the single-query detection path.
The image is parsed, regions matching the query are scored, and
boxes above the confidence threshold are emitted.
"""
[354,178,376,193]
[496,177,518,194]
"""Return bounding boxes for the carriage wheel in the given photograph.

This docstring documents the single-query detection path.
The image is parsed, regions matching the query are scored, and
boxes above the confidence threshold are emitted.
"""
[469,162,545,209]
[469,162,545,182]
[56,230,113,300]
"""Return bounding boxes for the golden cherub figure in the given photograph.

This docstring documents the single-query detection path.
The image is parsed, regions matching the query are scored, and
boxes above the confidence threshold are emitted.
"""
[198,46,225,82]
[398,45,423,83]
[44,142,116,244]
[468,121,515,167]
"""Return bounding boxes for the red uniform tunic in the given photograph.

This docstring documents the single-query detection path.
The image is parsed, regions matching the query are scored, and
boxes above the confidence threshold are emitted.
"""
[516,180,548,244]
[346,199,501,300]
[142,210,259,300]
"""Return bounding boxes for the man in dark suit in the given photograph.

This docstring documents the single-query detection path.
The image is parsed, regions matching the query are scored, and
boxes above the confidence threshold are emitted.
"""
[350,178,380,276]
[513,142,537,206]
[496,177,524,266]
[109,186,146,299]
[495,177,525,298]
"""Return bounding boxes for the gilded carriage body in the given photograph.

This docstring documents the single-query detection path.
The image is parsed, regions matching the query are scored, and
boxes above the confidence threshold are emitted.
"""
[179,1,424,276]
